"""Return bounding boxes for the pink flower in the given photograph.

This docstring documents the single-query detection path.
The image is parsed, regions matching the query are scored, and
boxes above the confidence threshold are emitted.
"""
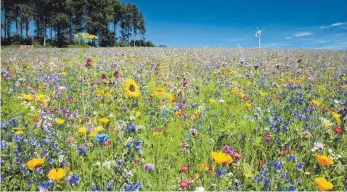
[334,127,343,135]
[58,86,67,92]
[104,140,111,146]
[181,165,189,173]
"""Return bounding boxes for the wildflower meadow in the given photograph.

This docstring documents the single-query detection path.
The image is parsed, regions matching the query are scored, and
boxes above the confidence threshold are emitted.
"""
[1,47,346,191]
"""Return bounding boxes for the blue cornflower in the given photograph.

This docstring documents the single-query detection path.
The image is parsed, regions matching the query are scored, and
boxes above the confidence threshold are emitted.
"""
[38,181,54,192]
[264,177,271,185]
[124,181,142,191]
[1,141,9,150]
[28,181,33,187]
[126,123,137,132]
[288,185,297,191]
[133,140,143,150]
[35,167,44,174]
[273,161,282,172]
[216,166,227,178]
[1,122,9,129]
[117,160,124,166]
[13,134,24,143]
[288,155,296,161]
[296,163,304,171]
[76,146,88,155]
[91,185,101,191]
[68,174,81,186]
[282,125,289,132]
[95,133,109,144]
[107,179,114,191]
[20,164,26,170]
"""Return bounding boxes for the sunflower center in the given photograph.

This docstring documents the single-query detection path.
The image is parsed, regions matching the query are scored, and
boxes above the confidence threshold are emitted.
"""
[129,85,136,92]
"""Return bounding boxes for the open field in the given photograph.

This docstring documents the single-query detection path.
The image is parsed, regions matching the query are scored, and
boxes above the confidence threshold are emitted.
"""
[1,47,347,191]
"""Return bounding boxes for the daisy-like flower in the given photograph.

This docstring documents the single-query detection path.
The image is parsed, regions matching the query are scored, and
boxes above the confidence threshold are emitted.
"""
[314,154,334,166]
[125,79,140,97]
[210,152,233,164]
[56,118,65,125]
[315,178,333,191]
[48,168,66,181]
[27,158,45,170]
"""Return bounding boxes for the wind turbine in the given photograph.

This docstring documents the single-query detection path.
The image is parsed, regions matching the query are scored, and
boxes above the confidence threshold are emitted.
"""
[255,27,263,48]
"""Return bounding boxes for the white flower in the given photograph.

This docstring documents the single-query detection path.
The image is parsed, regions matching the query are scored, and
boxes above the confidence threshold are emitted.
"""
[312,141,324,152]
[195,187,205,192]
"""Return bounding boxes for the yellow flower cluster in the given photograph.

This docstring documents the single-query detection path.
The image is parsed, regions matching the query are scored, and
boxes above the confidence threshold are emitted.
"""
[210,152,233,164]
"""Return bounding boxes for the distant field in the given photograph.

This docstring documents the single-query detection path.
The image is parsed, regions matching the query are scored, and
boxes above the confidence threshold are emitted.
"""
[1,48,346,191]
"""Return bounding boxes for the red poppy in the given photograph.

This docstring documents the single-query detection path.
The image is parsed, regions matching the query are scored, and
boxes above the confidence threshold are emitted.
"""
[181,165,189,173]
[334,127,343,135]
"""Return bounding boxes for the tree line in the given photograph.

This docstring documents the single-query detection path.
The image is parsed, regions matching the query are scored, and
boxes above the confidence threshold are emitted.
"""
[1,0,157,47]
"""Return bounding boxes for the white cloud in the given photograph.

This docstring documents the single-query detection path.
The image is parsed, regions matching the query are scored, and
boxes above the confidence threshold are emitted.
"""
[320,22,347,29]
[294,32,312,37]
[285,36,293,40]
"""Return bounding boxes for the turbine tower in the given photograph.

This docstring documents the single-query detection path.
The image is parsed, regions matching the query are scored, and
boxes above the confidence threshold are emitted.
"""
[255,28,262,48]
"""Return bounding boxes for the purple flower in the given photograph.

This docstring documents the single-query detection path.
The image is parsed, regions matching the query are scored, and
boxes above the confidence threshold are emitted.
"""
[216,166,227,178]
[144,163,155,171]
[124,181,142,191]
[190,128,198,136]
[224,145,233,156]
[68,174,81,186]
[296,163,304,171]
[114,70,119,78]
[101,74,106,80]
[38,181,54,192]
[183,78,188,87]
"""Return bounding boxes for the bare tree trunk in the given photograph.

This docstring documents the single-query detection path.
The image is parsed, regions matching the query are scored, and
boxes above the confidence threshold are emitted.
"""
[26,20,29,39]
[43,21,46,46]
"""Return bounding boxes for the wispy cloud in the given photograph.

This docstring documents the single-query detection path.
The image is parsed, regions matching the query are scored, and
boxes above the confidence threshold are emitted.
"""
[320,22,347,29]
[285,36,293,40]
[294,32,312,37]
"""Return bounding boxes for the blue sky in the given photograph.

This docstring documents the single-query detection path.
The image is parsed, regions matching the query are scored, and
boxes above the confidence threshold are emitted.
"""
[123,0,347,49]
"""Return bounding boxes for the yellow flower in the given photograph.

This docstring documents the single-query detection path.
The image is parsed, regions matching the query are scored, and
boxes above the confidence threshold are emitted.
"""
[27,158,45,170]
[135,112,141,118]
[245,103,252,109]
[232,88,239,95]
[99,117,110,124]
[324,123,331,129]
[155,88,165,96]
[152,131,163,136]
[23,94,34,101]
[312,100,320,106]
[15,131,24,135]
[96,126,104,132]
[245,170,254,178]
[332,112,342,126]
[96,90,105,96]
[210,152,233,164]
[125,79,141,97]
[48,168,66,181]
[59,71,67,76]
[56,118,65,125]
[315,178,333,191]
[167,92,175,100]
[89,131,97,137]
[209,98,216,104]
[314,154,334,166]
[78,127,87,134]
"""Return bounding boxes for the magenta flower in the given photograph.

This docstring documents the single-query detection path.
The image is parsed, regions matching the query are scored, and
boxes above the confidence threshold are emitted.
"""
[114,70,119,78]
[144,163,155,171]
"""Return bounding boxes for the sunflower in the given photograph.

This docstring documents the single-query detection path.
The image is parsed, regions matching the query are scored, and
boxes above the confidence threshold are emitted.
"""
[125,79,140,97]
